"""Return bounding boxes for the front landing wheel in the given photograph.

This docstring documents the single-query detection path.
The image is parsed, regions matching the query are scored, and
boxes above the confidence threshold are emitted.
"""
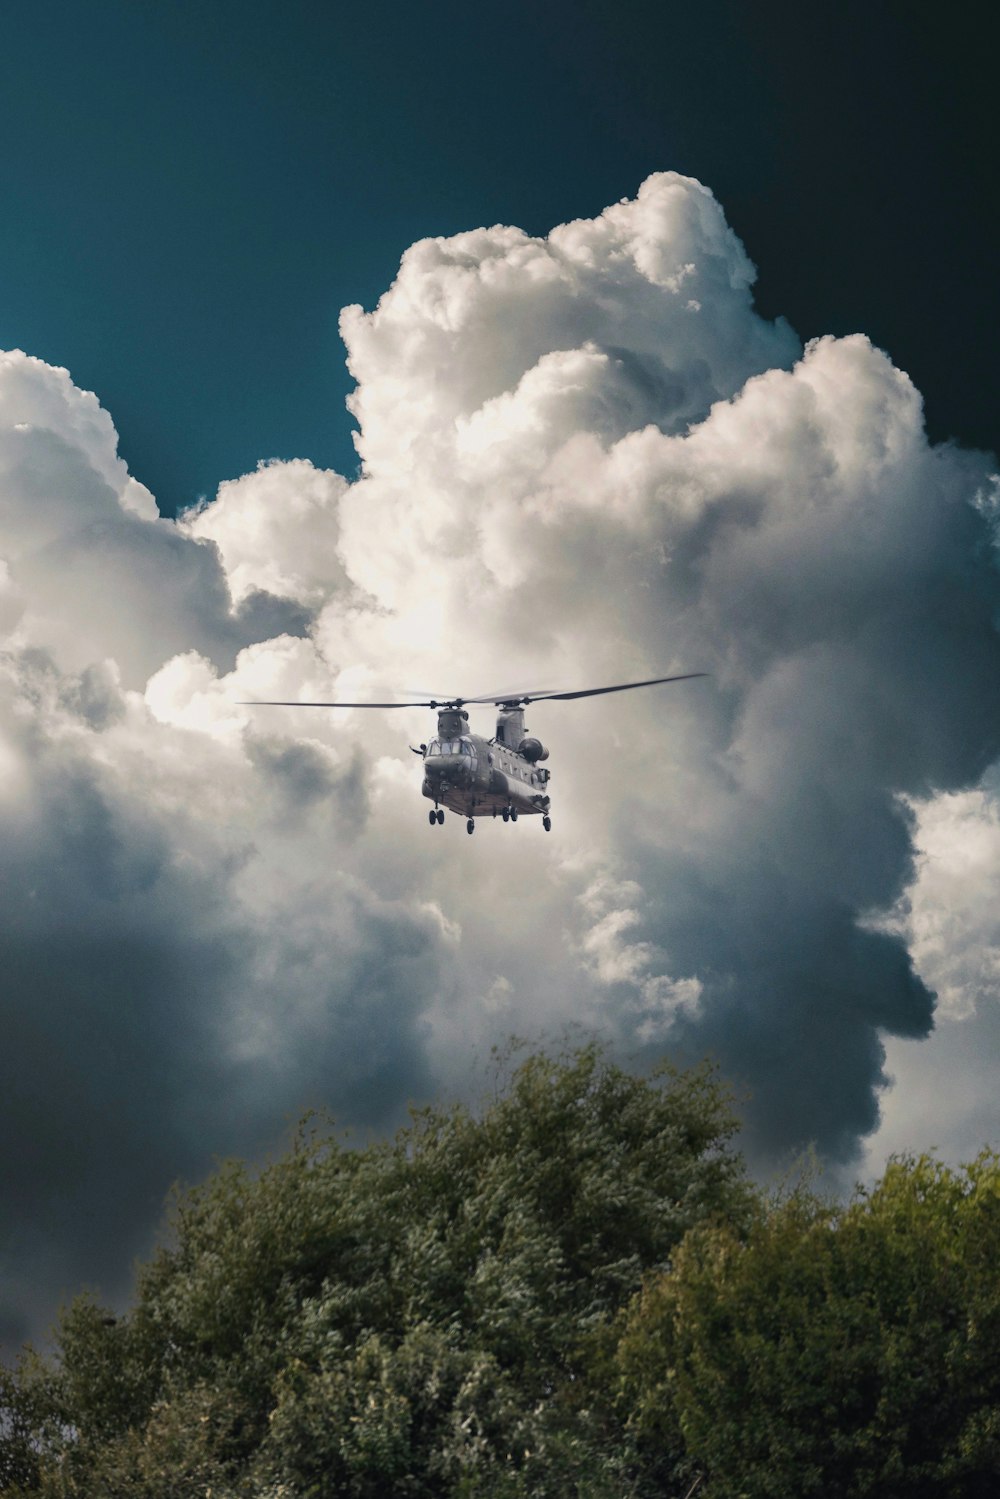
[428,809,437,826]
[436,808,445,824]
[542,815,551,832]
[466,818,475,834]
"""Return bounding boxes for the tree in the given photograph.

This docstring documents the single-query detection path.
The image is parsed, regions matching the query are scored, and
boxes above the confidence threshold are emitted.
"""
[1,1042,749,1497]
[616,1152,1000,1499]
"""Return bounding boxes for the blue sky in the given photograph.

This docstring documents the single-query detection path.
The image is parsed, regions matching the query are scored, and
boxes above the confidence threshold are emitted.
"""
[3,0,1000,1351]
[3,1,994,514]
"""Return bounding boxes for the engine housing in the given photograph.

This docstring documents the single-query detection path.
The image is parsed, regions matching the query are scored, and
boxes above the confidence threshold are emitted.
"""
[518,736,549,763]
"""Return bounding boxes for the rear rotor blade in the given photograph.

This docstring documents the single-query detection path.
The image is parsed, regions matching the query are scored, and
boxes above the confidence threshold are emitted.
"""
[515,672,708,704]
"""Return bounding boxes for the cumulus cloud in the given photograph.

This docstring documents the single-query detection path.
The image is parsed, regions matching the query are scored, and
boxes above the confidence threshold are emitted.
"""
[182,459,351,608]
[0,355,311,686]
[3,172,1000,1346]
[876,777,1000,1022]
[859,766,1000,1178]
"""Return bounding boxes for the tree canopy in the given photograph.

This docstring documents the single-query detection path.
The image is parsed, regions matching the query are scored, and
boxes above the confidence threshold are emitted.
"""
[4,1046,1000,1498]
[1,1043,747,1497]
[617,1151,1000,1499]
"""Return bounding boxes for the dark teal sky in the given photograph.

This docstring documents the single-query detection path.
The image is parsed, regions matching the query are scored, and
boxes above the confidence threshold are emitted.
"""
[2,0,995,515]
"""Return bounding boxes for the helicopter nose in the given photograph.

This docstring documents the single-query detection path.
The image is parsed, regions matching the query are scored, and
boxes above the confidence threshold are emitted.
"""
[425,756,468,783]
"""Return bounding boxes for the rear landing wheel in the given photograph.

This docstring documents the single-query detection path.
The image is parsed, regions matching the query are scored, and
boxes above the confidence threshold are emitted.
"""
[543,815,551,831]
[510,808,518,822]
[501,808,510,823]
[466,818,475,835]
[428,809,437,826]
[436,808,445,824]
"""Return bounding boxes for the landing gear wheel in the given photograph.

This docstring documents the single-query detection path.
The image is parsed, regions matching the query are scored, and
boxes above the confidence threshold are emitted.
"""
[501,808,510,823]
[466,818,475,835]
[510,808,518,822]
[543,816,552,832]
[429,809,437,826]
[436,808,445,824]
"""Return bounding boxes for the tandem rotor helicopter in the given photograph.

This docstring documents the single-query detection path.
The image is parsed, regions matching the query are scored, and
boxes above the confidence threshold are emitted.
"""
[243,673,705,834]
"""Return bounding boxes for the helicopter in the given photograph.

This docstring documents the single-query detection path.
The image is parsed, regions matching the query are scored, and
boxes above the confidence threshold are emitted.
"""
[242,673,705,834]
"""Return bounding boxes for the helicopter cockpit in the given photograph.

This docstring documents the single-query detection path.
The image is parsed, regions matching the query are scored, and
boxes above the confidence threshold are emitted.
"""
[427,738,474,757]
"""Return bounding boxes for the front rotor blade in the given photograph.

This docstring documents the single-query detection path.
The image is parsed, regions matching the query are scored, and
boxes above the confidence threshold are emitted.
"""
[238,699,438,709]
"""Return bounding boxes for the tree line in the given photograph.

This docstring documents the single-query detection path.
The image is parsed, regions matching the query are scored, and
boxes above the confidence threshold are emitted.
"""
[2,1043,999,1497]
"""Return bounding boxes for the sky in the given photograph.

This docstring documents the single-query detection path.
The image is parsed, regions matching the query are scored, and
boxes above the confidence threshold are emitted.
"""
[2,1,1000,1350]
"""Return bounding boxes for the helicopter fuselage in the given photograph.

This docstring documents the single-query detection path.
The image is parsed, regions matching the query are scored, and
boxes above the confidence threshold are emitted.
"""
[421,706,550,822]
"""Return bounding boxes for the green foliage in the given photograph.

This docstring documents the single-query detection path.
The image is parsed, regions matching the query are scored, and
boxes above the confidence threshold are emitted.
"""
[616,1151,1000,1499]
[9,1046,1000,1498]
[9,1046,1000,1499]
[1,1043,747,1497]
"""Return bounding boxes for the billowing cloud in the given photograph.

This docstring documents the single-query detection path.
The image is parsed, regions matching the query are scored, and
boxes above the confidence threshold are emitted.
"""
[860,761,1000,1177]
[3,172,1000,1347]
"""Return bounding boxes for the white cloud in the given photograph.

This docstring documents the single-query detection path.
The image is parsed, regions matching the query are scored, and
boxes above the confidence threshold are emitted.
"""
[182,458,350,607]
[874,782,1000,1022]
[3,171,1000,1345]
